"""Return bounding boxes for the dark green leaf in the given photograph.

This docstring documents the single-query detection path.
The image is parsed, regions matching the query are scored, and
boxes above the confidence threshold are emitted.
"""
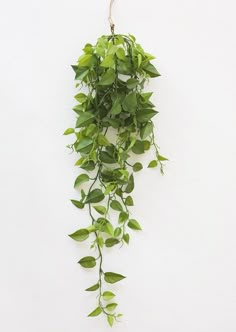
[133,162,143,172]
[76,112,95,128]
[80,160,95,171]
[118,211,129,223]
[122,92,137,113]
[99,151,117,164]
[143,62,161,77]
[104,272,126,284]
[85,189,104,203]
[132,140,145,154]
[140,122,153,139]
[74,67,89,80]
[126,78,139,89]
[136,109,157,123]
[69,229,89,241]
[105,238,120,247]
[125,174,134,193]
[78,256,96,268]
[76,137,93,154]
[70,199,84,209]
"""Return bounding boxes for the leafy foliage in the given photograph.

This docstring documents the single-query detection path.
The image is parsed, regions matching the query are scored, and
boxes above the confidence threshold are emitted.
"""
[65,33,167,327]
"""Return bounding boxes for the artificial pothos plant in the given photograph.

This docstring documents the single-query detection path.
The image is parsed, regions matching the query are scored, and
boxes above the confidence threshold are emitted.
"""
[64,32,167,327]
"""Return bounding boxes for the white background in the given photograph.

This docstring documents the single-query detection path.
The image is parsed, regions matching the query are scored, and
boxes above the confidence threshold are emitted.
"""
[0,0,236,331]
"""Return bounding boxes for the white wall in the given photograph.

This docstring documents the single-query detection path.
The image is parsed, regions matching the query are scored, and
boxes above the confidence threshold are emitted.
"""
[1,0,236,331]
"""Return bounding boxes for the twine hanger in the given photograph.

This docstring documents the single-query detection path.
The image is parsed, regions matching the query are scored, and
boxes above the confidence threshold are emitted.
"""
[108,0,115,34]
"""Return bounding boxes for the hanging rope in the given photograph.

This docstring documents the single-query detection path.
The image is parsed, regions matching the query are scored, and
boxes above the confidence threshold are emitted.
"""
[108,0,115,34]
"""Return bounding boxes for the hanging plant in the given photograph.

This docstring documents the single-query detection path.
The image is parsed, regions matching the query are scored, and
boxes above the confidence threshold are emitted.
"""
[64,2,167,327]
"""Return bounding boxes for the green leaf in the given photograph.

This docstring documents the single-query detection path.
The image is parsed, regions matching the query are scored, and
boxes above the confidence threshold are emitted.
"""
[85,189,104,203]
[104,272,126,284]
[85,283,99,291]
[74,174,89,188]
[70,199,84,209]
[107,315,114,327]
[110,200,123,212]
[88,306,102,317]
[125,174,134,193]
[74,67,89,80]
[104,183,116,195]
[97,134,110,146]
[148,160,158,168]
[105,238,120,247]
[158,154,168,161]
[97,236,104,248]
[140,122,153,139]
[78,256,96,268]
[118,211,129,224]
[99,151,116,164]
[114,227,122,237]
[143,62,161,77]
[63,128,74,135]
[126,78,138,89]
[93,205,106,215]
[128,219,142,230]
[123,233,130,244]
[111,98,122,115]
[80,160,95,171]
[143,140,151,150]
[76,137,93,154]
[76,112,95,128]
[98,68,116,85]
[122,92,137,113]
[102,291,115,301]
[74,93,87,103]
[116,48,125,60]
[133,162,143,172]
[106,303,118,312]
[132,140,145,154]
[104,222,114,236]
[69,228,89,241]
[78,54,93,67]
[137,54,142,68]
[125,196,134,206]
[136,109,157,123]
[100,55,115,68]
[86,123,97,136]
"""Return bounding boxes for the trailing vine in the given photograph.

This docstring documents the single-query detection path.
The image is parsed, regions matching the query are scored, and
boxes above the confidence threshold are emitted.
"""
[64,33,167,327]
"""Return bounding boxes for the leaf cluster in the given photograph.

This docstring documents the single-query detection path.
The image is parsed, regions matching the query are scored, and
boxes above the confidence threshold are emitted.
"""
[65,33,167,327]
